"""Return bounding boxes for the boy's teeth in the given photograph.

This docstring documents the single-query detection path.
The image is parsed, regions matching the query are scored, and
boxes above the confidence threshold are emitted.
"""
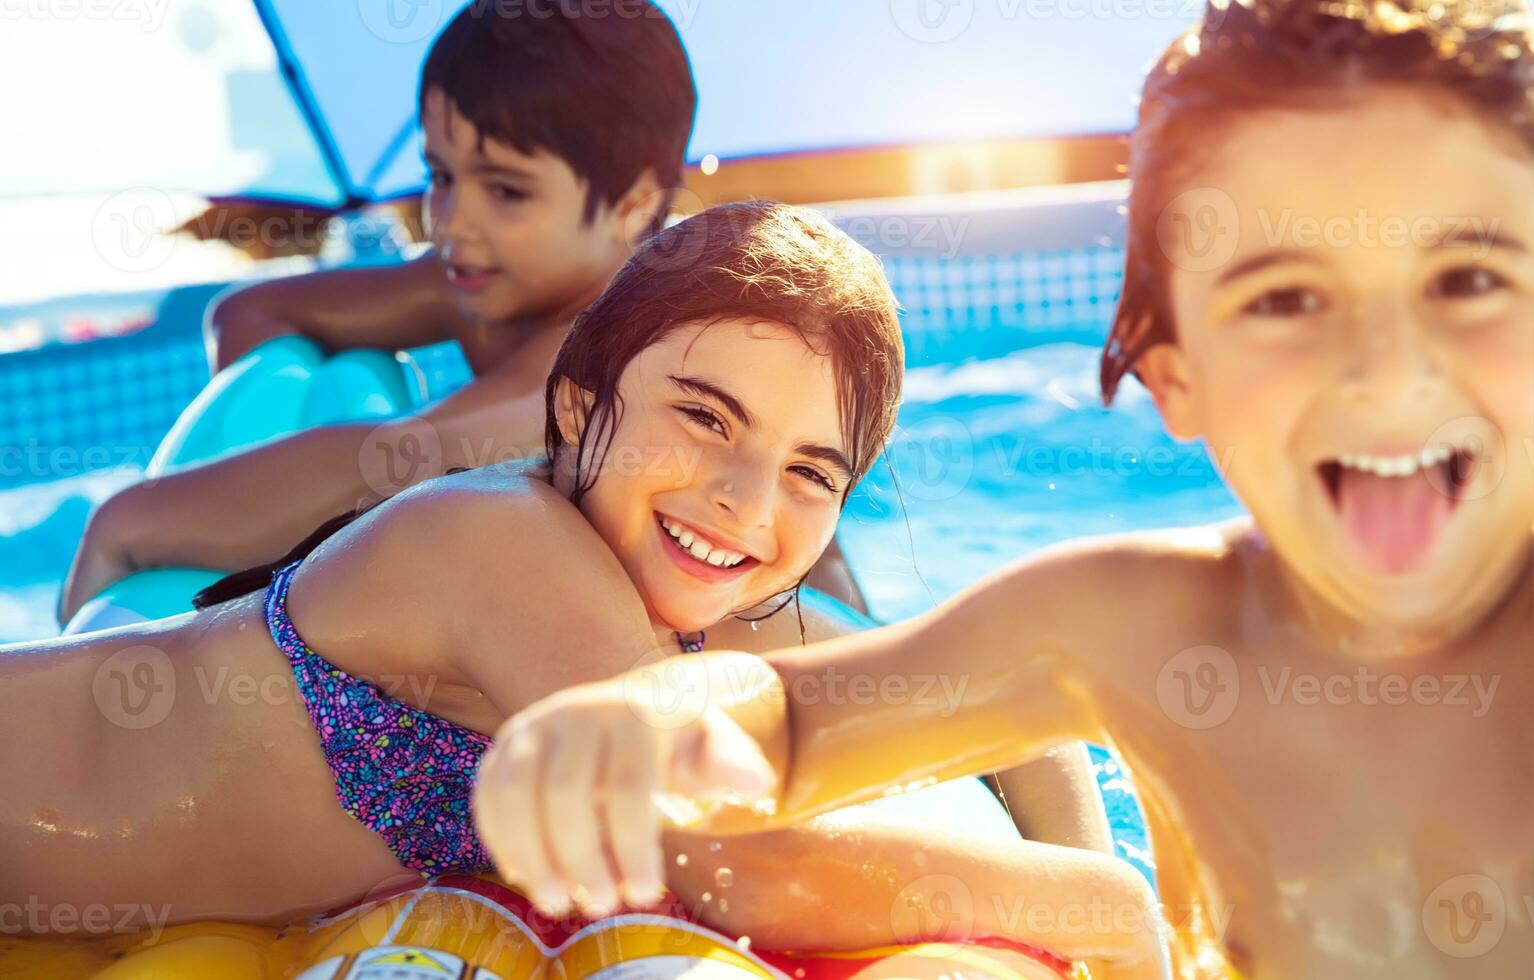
[1337,446,1456,479]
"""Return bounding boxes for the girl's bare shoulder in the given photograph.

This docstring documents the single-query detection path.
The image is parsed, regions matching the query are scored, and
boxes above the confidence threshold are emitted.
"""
[354,460,596,557]
[288,462,634,666]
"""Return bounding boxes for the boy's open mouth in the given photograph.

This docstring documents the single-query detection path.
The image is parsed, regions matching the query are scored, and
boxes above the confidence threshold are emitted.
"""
[446,263,501,292]
[1316,445,1479,575]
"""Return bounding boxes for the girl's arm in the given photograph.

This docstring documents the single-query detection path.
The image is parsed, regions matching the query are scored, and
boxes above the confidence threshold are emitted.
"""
[994,746,1115,854]
[664,813,1169,979]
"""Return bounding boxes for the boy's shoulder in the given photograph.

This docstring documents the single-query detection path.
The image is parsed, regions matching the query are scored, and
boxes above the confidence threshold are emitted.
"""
[972,518,1259,672]
[991,517,1252,588]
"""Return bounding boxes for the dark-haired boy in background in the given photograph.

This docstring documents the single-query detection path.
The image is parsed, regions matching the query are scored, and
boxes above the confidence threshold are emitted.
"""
[63,2,868,619]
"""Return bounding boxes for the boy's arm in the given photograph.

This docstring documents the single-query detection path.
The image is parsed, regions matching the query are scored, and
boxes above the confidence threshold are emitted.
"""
[473,540,1154,911]
[206,252,466,372]
[57,362,548,624]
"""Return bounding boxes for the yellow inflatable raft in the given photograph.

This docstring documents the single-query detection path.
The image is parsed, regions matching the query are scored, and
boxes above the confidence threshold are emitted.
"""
[0,874,1084,979]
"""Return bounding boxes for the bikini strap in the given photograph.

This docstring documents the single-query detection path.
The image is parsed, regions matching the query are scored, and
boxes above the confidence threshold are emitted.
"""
[263,561,305,664]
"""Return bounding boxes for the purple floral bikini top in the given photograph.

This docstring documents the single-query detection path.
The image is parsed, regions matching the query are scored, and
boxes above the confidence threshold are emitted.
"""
[264,561,493,875]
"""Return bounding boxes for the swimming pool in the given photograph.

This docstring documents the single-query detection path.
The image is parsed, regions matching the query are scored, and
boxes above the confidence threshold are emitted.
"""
[0,186,1244,889]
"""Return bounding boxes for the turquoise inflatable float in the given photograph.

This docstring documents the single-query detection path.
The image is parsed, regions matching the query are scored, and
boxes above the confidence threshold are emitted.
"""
[63,336,420,635]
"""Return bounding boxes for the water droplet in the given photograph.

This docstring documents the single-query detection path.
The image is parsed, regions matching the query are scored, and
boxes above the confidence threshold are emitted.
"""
[734,934,749,950]
[700,891,712,903]
[675,853,688,867]
[709,841,723,853]
[715,867,734,888]
[718,898,730,913]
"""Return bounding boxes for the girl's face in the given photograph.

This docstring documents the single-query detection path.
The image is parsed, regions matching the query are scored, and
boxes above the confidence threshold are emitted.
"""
[1148,89,1533,640]
[420,89,650,325]
[558,319,852,633]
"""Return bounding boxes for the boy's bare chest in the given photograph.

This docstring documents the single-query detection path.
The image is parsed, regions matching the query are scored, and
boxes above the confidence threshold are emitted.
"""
[1165,650,1534,977]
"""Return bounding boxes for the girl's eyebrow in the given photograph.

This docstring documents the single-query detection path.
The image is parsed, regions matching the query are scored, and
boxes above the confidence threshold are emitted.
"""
[795,443,854,483]
[668,374,852,479]
[668,375,758,429]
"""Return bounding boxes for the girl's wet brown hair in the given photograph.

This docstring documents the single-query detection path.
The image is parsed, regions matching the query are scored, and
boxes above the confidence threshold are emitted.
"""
[1100,0,1534,403]
[546,200,905,508]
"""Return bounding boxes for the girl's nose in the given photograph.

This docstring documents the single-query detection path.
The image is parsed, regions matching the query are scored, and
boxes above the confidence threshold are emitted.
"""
[710,465,774,529]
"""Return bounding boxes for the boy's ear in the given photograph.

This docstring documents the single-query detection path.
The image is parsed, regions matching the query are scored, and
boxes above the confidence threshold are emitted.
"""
[612,168,666,246]
[1136,343,1201,441]
[553,376,596,447]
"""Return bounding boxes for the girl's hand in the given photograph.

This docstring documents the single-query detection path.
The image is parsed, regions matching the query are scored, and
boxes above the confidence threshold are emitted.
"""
[474,676,780,917]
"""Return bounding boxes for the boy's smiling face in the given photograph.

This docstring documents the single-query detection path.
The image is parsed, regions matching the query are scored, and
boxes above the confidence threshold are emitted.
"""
[420,89,657,326]
[1143,89,1533,639]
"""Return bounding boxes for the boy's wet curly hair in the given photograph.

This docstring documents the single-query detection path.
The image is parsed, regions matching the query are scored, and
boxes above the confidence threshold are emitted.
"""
[1101,0,1534,402]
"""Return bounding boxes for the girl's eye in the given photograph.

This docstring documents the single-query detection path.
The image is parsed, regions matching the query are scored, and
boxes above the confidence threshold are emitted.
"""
[1429,266,1507,300]
[678,405,726,435]
[791,465,837,493]
[427,169,452,190]
[1242,286,1326,318]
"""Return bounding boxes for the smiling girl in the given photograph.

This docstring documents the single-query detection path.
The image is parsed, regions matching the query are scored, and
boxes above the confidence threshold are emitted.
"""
[476,3,1534,976]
